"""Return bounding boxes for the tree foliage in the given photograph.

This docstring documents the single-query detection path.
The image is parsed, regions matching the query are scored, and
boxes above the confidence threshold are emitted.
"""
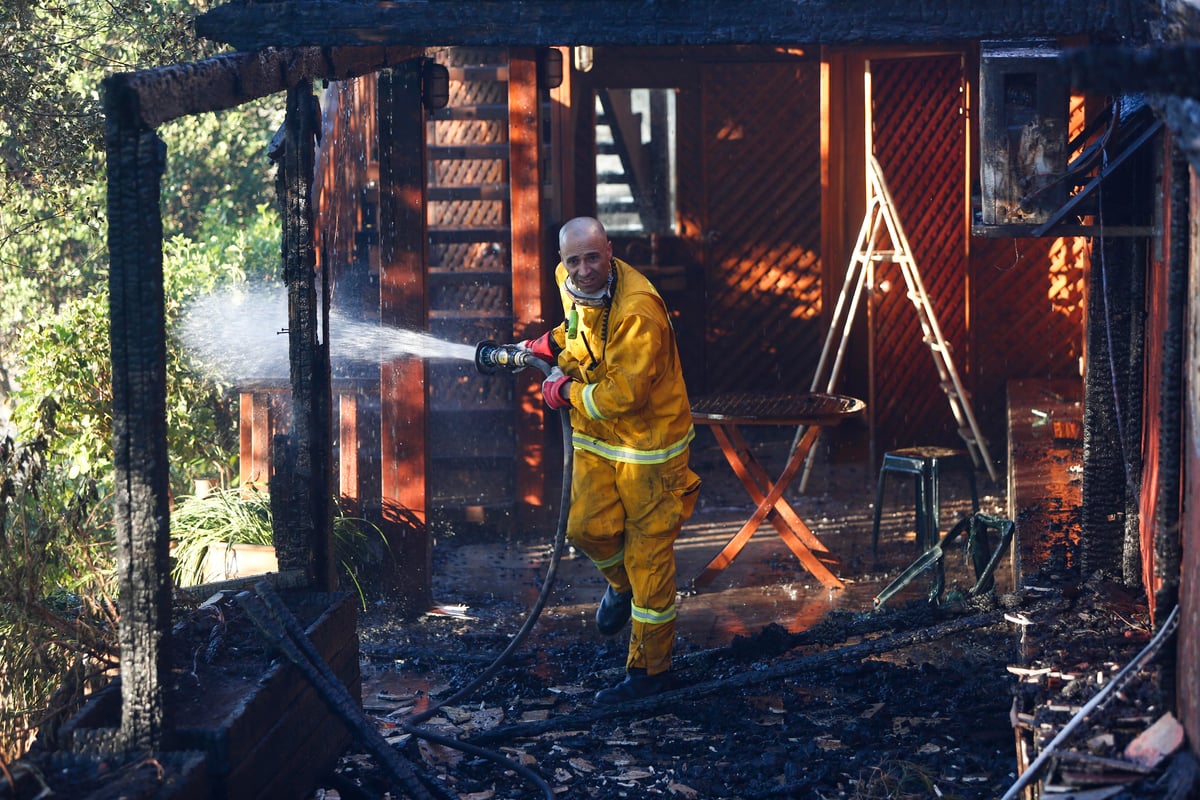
[0,0,288,759]
[0,0,280,402]
[11,207,281,496]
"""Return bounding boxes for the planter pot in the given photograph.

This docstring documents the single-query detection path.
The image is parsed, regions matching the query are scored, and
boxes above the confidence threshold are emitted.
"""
[200,543,278,583]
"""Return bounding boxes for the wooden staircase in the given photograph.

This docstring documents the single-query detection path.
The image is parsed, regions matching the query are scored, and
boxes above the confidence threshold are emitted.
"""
[425,48,518,513]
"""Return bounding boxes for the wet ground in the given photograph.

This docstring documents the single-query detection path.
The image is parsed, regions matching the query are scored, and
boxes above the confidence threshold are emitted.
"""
[327,420,1183,800]
[338,429,1042,799]
[15,421,1181,799]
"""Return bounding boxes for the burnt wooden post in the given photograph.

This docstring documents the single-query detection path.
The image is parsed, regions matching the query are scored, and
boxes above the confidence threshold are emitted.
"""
[1082,236,1145,580]
[102,84,173,752]
[98,47,420,754]
[378,63,432,614]
[273,82,337,591]
[1145,146,1189,622]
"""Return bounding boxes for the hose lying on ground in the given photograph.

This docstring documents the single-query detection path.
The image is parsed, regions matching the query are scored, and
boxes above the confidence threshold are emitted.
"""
[242,353,571,799]
[395,353,569,800]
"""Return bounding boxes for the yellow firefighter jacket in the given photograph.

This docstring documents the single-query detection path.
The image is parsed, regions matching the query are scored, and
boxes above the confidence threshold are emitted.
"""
[548,257,694,463]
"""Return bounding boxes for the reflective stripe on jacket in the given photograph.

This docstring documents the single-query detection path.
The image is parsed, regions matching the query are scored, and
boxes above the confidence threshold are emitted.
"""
[549,258,694,462]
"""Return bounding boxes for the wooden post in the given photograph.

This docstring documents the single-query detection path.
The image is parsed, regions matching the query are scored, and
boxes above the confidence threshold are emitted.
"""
[509,48,553,527]
[239,390,277,492]
[102,82,173,752]
[378,63,432,614]
[274,83,337,591]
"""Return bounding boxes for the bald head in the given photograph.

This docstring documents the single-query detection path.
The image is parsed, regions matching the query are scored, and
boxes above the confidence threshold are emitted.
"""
[558,216,608,250]
[558,216,613,296]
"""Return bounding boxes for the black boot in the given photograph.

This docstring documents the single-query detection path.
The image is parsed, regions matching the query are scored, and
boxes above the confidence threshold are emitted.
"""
[594,668,674,705]
[595,585,633,636]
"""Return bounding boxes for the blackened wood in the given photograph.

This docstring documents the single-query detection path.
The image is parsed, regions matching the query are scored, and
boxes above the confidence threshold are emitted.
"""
[102,94,173,751]
[194,0,1149,52]
[1122,234,1147,587]
[1082,237,1139,578]
[1064,44,1200,98]
[274,84,337,590]
[1181,174,1200,768]
[470,602,1064,742]
[102,46,425,130]
[1156,750,1200,800]
[377,64,433,614]
[1146,146,1188,624]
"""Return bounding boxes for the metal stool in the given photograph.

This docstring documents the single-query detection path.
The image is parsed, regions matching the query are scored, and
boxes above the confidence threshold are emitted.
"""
[871,446,979,556]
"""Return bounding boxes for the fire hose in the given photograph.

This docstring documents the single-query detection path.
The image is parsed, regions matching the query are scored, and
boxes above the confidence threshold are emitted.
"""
[392,342,571,798]
[239,341,570,799]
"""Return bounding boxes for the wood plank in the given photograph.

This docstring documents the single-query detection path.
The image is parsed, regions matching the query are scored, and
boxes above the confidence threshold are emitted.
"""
[338,393,359,512]
[508,49,552,523]
[378,64,433,612]
[194,1,1148,52]
[1006,378,1084,586]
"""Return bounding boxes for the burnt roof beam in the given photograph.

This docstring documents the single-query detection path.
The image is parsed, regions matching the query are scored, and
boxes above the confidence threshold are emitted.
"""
[1063,43,1200,180]
[194,0,1149,52]
[103,45,426,129]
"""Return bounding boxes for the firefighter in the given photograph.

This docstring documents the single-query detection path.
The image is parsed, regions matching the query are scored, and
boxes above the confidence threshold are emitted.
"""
[518,216,701,704]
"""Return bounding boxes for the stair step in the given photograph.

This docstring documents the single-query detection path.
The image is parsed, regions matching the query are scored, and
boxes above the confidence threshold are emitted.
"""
[428,227,511,244]
[436,104,509,121]
[598,200,639,213]
[429,144,509,161]
[448,65,509,82]
[428,185,510,202]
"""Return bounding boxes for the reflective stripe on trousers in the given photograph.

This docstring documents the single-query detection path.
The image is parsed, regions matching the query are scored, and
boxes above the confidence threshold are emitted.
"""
[567,448,701,674]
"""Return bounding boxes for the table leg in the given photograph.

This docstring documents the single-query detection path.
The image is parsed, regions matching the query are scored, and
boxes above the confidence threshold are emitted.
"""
[714,425,838,559]
[693,425,844,589]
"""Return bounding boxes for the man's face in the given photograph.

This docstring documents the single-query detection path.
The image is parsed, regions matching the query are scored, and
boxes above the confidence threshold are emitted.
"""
[560,226,613,295]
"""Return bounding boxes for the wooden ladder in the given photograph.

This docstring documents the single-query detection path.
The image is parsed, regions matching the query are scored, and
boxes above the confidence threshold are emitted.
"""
[799,154,998,488]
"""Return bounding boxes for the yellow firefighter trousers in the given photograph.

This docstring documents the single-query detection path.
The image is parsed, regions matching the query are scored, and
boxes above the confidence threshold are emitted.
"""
[567,449,702,675]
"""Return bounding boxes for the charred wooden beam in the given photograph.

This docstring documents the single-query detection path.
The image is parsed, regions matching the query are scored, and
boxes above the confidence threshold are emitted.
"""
[102,101,173,752]
[194,0,1149,52]
[272,84,338,590]
[101,45,426,129]
[1063,44,1200,97]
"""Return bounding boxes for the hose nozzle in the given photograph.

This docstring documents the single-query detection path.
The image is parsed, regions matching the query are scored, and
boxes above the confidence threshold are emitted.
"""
[475,340,535,374]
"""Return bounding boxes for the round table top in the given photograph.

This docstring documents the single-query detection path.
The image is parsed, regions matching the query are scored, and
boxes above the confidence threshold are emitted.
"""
[690,392,866,426]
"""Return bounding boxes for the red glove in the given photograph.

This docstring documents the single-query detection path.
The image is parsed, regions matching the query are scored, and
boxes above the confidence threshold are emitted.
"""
[518,331,555,361]
[542,367,573,409]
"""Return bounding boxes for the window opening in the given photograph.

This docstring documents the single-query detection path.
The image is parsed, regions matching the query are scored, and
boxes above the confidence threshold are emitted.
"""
[595,88,678,234]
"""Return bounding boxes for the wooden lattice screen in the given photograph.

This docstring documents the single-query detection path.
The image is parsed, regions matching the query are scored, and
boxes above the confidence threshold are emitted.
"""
[870,55,969,453]
[699,59,823,396]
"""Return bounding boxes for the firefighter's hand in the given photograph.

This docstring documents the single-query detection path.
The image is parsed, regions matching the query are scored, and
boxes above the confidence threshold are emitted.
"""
[518,330,556,362]
[542,367,573,409]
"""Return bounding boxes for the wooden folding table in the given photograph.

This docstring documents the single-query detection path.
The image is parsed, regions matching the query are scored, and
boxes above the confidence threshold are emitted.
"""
[689,392,866,589]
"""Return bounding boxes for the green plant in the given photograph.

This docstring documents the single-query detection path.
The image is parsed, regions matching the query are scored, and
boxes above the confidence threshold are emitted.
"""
[0,434,119,760]
[169,487,389,608]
